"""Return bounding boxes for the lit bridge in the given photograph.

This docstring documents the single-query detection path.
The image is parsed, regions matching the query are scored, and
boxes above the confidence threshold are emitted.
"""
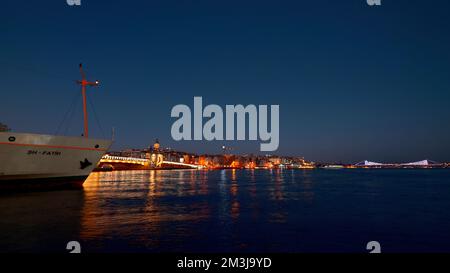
[354,159,443,167]
[99,155,203,169]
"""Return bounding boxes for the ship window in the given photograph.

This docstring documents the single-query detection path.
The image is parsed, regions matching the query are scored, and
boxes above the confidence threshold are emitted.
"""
[8,136,15,142]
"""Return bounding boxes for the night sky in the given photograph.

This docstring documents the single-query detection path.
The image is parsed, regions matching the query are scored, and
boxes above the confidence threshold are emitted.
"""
[1,0,450,163]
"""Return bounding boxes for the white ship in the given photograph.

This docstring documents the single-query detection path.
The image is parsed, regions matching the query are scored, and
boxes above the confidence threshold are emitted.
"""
[0,64,112,190]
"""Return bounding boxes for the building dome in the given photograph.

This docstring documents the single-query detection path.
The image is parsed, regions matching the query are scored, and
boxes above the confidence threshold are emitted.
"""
[153,139,160,151]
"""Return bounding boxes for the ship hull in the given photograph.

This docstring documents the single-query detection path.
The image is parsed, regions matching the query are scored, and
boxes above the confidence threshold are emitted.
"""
[0,175,88,190]
[0,132,112,190]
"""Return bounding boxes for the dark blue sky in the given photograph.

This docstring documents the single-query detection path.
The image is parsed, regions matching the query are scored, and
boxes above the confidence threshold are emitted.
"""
[1,0,450,163]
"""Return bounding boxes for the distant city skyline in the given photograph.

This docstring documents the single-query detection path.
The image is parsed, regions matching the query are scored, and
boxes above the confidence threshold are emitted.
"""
[2,0,450,163]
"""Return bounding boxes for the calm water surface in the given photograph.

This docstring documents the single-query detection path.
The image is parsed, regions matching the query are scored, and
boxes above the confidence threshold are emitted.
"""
[1,169,450,253]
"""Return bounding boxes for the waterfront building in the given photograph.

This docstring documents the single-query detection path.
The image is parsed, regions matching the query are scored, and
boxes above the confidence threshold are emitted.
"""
[145,139,164,167]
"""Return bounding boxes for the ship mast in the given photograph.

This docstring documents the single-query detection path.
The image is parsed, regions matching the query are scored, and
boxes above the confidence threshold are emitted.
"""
[76,64,99,138]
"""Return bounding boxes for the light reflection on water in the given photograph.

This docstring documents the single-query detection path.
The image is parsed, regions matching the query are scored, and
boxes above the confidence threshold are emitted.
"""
[79,169,294,251]
[81,170,213,251]
[2,169,450,252]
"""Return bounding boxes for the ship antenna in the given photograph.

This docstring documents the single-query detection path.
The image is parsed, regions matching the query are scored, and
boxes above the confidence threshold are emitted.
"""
[76,63,99,138]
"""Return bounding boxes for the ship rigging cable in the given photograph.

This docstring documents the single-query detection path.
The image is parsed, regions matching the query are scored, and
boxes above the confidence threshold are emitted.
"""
[55,90,80,136]
[87,92,106,138]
